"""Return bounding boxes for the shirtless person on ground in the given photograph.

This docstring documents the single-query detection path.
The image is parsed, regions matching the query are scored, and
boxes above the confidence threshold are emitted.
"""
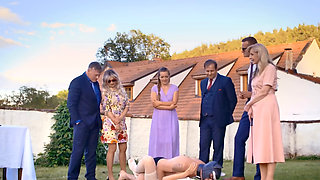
[118,155,221,180]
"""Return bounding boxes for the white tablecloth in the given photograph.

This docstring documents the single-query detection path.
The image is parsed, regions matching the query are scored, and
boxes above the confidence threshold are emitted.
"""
[0,125,37,180]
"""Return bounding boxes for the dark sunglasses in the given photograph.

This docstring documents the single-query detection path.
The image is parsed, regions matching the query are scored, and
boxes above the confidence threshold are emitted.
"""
[242,47,247,52]
[108,79,117,83]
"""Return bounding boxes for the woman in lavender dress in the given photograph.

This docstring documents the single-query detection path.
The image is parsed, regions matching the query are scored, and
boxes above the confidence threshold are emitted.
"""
[148,67,180,159]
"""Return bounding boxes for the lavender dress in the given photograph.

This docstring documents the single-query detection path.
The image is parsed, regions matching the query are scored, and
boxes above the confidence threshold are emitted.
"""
[148,84,180,158]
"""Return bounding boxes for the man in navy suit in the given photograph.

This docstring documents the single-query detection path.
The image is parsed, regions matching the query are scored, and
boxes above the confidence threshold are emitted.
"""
[67,62,102,180]
[199,59,237,167]
[224,37,261,180]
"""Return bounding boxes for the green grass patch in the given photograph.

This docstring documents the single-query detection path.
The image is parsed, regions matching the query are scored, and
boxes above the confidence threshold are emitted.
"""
[1,159,319,179]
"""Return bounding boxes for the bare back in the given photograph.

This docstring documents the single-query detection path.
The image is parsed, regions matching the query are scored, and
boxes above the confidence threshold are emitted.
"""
[157,156,205,179]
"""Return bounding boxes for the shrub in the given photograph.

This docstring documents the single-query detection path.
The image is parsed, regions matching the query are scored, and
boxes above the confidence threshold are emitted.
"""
[36,100,106,166]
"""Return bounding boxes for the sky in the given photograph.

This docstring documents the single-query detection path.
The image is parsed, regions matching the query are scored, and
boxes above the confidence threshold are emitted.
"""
[1,0,320,96]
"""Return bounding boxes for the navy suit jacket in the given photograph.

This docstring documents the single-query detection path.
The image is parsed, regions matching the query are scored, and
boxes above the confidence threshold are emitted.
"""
[200,73,237,127]
[67,72,102,129]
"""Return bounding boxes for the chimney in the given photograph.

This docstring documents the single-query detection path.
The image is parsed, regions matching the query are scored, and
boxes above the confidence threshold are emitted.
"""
[284,48,293,70]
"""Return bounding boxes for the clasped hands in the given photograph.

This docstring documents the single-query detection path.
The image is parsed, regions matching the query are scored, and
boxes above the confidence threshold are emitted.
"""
[112,116,122,132]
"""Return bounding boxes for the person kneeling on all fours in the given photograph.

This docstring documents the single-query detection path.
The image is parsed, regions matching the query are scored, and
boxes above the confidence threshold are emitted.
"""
[119,155,223,180]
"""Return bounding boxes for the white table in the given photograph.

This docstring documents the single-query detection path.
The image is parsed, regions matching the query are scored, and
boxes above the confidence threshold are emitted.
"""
[0,125,37,180]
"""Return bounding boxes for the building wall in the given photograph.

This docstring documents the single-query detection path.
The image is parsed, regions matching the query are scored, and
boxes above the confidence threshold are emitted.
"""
[277,71,320,120]
[296,40,320,77]
[171,67,193,87]
[1,109,319,161]
[218,62,235,76]
[133,72,157,100]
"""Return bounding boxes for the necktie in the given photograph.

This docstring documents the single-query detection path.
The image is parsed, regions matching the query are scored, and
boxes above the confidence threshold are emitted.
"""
[248,63,253,92]
[207,79,213,90]
[91,82,101,105]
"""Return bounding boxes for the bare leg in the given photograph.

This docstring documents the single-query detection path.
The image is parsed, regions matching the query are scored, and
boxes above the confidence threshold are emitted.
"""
[118,142,127,171]
[128,156,157,180]
[135,156,157,174]
[128,159,138,177]
[266,163,276,180]
[107,143,117,180]
[259,163,267,180]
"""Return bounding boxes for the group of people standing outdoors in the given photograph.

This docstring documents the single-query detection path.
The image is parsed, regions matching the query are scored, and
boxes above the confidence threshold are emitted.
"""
[66,36,284,180]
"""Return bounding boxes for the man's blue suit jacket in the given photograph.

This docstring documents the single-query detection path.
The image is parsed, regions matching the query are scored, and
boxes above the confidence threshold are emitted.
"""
[67,72,102,129]
[200,73,237,127]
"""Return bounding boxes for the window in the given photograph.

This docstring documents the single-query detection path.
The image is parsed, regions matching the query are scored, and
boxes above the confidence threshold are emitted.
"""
[195,79,204,97]
[240,74,248,91]
[125,86,133,101]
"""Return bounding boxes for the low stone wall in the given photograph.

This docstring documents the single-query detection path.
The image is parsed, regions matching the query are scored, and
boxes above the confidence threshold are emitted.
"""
[126,118,320,160]
[1,109,319,161]
[0,109,55,157]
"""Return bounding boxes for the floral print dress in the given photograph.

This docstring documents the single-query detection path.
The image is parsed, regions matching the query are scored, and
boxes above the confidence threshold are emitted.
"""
[101,90,129,144]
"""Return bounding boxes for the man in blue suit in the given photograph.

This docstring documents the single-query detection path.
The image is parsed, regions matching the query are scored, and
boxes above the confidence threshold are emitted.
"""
[224,37,261,180]
[199,59,237,167]
[67,62,103,180]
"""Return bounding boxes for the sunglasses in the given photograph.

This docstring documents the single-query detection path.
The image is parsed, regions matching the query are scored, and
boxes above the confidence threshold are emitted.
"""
[242,47,247,52]
[108,79,117,83]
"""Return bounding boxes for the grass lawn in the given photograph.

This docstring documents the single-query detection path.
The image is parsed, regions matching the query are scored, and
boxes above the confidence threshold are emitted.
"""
[1,159,319,179]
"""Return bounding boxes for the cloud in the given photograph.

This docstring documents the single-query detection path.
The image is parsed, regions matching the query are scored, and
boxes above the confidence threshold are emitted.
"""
[41,22,76,28]
[0,74,24,95]
[13,29,36,36]
[8,2,19,6]
[41,22,96,33]
[0,6,29,25]
[0,36,22,47]
[2,43,100,93]
[79,24,96,32]
[107,24,116,32]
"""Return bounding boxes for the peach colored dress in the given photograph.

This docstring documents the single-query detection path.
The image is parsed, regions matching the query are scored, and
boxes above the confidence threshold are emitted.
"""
[247,64,285,164]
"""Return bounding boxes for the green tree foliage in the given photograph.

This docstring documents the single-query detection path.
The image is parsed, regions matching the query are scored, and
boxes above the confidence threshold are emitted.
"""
[1,86,64,109]
[57,90,68,100]
[172,24,320,59]
[36,101,107,166]
[96,29,171,63]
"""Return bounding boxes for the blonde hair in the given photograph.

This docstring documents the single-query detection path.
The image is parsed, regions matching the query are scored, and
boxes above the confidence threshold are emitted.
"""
[102,69,127,98]
[247,43,275,77]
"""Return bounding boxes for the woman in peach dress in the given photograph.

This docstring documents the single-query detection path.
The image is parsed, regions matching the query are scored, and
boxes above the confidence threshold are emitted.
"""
[244,43,284,180]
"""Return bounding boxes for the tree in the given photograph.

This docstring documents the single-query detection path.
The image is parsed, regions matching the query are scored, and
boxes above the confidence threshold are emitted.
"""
[172,23,320,60]
[96,29,171,64]
[2,86,65,109]
[57,90,68,100]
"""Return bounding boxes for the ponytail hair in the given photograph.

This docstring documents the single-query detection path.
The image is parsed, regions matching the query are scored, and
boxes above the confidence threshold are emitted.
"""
[157,67,170,101]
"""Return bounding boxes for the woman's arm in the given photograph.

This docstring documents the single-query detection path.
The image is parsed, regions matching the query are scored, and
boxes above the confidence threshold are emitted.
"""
[244,84,272,111]
[119,106,129,120]
[155,104,177,110]
[153,100,174,106]
[172,90,179,105]
[159,86,179,106]
[106,111,119,125]
[151,91,175,109]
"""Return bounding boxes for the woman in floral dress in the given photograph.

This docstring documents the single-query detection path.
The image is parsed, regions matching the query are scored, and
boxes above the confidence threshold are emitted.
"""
[101,69,129,180]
